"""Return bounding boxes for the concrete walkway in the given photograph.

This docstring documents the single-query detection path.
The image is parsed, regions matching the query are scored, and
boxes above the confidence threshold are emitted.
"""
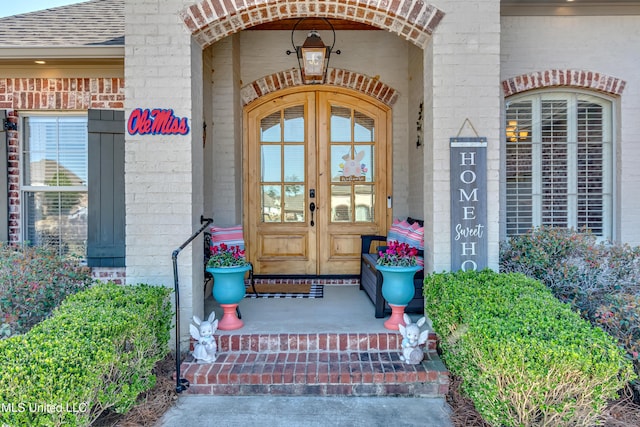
[156,395,453,427]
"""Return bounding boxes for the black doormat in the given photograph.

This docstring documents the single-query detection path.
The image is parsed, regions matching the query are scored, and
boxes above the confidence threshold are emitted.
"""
[245,283,324,299]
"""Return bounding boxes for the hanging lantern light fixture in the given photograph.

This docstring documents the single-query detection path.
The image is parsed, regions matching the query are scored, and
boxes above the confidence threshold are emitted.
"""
[287,18,340,84]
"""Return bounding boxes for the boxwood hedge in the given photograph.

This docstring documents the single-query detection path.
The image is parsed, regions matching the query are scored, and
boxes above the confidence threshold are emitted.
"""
[0,283,172,427]
[424,270,635,427]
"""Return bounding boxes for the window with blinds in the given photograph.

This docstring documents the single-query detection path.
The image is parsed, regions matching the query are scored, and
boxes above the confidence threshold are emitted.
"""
[22,115,88,257]
[505,92,612,238]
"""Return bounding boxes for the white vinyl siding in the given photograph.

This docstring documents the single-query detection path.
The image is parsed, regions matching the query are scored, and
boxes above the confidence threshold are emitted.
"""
[21,115,88,257]
[505,92,613,239]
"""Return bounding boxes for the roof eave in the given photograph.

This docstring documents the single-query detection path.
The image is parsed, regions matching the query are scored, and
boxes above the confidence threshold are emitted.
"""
[0,46,124,60]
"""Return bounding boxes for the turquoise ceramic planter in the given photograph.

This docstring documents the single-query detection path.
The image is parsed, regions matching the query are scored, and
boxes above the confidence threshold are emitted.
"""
[206,265,251,304]
[377,264,422,306]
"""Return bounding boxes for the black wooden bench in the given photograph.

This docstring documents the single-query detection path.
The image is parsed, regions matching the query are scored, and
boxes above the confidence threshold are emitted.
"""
[359,218,425,318]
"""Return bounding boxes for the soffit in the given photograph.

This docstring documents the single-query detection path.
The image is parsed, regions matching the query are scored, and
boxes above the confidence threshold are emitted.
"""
[502,0,640,15]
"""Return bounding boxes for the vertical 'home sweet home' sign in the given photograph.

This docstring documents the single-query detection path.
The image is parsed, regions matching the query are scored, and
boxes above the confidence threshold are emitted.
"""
[450,136,487,271]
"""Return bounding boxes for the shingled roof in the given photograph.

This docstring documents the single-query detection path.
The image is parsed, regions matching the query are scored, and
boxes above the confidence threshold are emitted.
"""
[0,0,124,48]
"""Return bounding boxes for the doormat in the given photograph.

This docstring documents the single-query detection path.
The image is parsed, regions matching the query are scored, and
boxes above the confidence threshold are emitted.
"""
[244,283,324,299]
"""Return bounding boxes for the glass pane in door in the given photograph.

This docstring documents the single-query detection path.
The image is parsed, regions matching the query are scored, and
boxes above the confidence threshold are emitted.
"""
[260,112,281,142]
[331,185,352,222]
[261,146,281,181]
[355,185,375,222]
[331,145,352,182]
[284,185,305,222]
[284,145,305,182]
[284,106,305,142]
[262,185,281,222]
[330,106,351,142]
[354,111,375,142]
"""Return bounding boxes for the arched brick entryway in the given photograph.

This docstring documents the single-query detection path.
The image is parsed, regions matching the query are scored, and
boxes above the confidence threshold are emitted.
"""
[180,0,444,49]
[241,67,399,107]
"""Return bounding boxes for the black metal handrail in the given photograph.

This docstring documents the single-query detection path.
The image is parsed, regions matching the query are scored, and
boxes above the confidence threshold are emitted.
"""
[171,215,212,393]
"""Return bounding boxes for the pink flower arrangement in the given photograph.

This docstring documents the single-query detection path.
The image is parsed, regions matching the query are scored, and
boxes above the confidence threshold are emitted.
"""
[207,243,249,267]
[377,241,419,267]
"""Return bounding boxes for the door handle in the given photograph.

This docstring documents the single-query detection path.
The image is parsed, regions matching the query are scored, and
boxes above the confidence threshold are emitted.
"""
[309,202,316,226]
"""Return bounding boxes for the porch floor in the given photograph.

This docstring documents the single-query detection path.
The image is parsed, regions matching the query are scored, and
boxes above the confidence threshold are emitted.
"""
[205,280,404,334]
[180,280,450,397]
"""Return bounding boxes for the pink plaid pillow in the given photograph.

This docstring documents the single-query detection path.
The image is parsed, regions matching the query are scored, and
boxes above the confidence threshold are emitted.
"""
[210,225,245,250]
[405,222,424,251]
[387,219,412,245]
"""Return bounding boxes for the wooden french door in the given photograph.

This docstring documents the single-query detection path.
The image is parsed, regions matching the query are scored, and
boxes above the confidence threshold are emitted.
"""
[244,88,391,275]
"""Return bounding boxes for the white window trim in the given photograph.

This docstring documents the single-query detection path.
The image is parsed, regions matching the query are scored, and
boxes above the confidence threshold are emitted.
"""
[19,111,88,247]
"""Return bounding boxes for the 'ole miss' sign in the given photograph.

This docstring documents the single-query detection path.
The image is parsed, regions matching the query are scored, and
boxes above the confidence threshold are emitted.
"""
[127,108,190,136]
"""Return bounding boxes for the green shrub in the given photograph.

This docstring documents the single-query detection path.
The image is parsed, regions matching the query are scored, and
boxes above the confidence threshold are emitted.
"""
[424,270,635,427]
[0,283,172,427]
[594,294,640,375]
[0,244,93,336]
[500,227,640,303]
[500,226,640,395]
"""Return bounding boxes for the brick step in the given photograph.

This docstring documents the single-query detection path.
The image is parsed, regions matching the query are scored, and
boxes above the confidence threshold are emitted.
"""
[215,331,439,353]
[180,333,449,397]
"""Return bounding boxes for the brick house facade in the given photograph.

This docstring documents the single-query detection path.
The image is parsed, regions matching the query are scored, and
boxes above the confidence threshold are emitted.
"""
[2,0,640,346]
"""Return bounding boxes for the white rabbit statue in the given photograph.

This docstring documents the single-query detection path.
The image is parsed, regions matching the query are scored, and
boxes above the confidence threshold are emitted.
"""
[190,311,218,363]
[398,314,430,364]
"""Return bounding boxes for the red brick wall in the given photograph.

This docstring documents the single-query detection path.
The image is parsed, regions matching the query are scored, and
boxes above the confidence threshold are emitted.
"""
[502,69,626,97]
[1,77,125,244]
[0,77,124,110]
[91,267,126,285]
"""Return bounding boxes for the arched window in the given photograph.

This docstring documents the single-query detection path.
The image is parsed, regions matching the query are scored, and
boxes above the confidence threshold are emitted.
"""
[504,91,613,239]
